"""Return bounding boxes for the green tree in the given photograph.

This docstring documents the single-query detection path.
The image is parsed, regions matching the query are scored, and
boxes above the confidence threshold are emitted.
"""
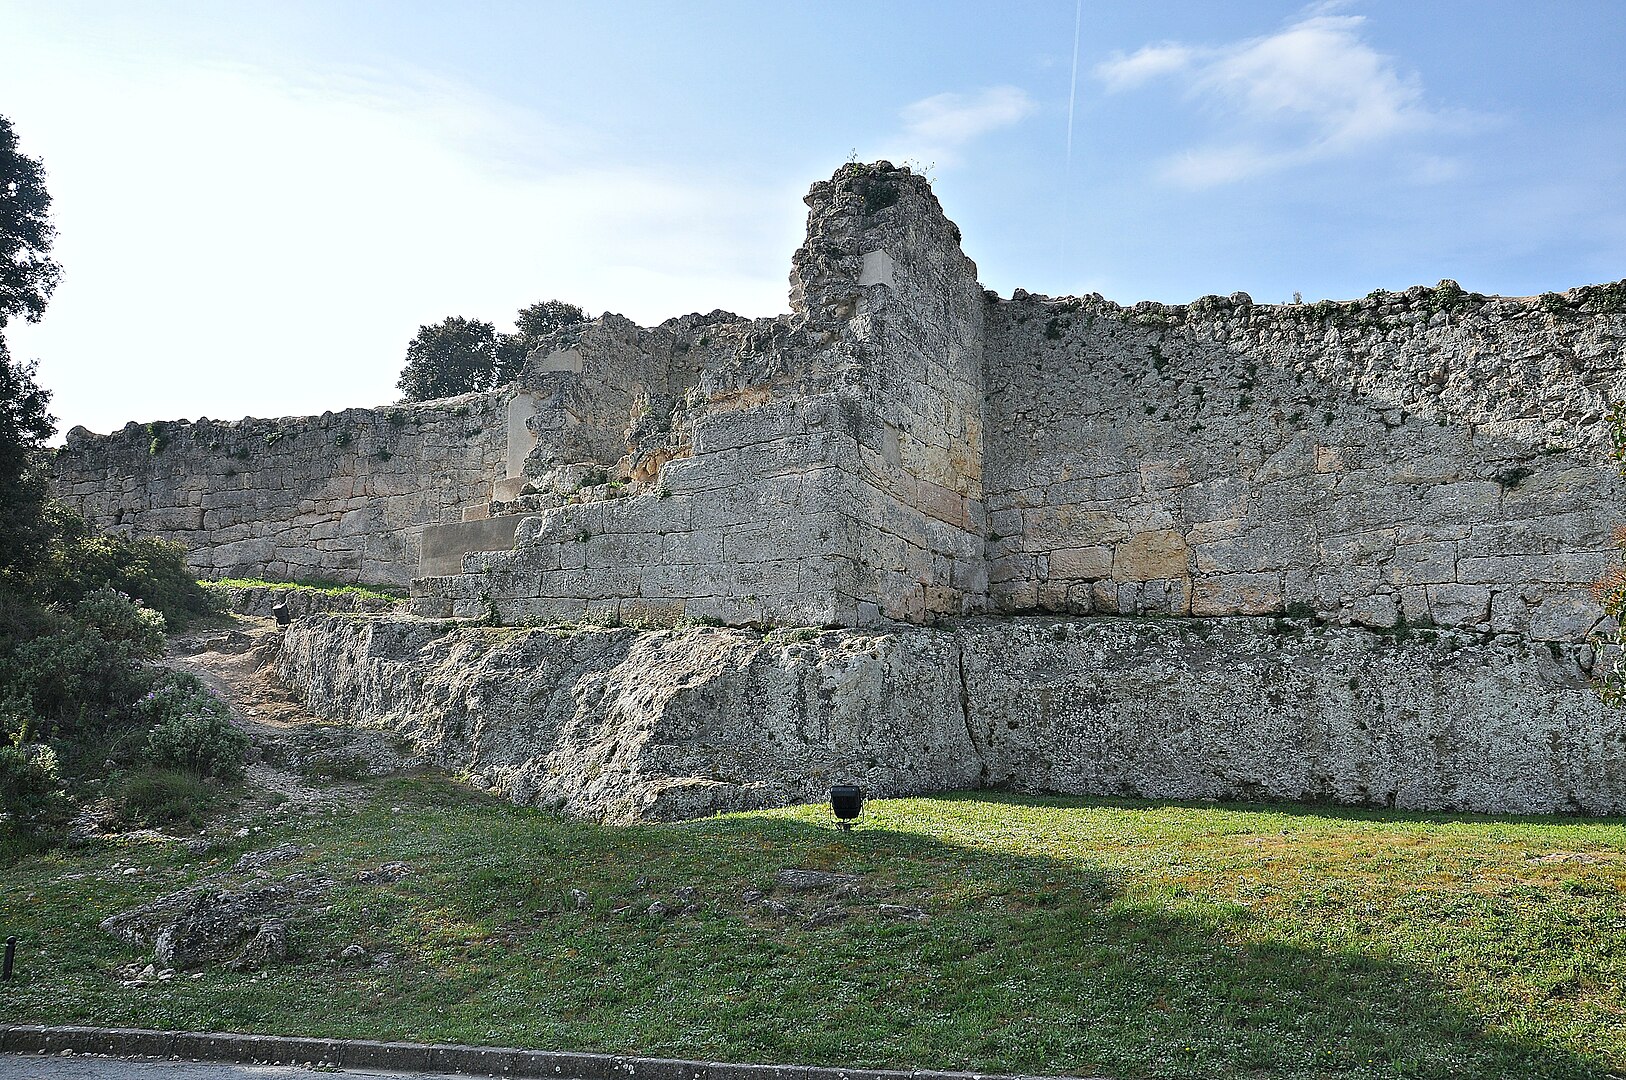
[0,115,60,593]
[0,114,62,329]
[0,341,54,590]
[397,301,588,398]
[395,316,501,402]
[495,298,587,383]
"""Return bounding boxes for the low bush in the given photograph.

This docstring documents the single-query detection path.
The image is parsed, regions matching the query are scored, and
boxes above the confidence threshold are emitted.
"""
[31,504,214,629]
[0,742,70,841]
[0,608,155,739]
[135,672,246,780]
[71,587,166,657]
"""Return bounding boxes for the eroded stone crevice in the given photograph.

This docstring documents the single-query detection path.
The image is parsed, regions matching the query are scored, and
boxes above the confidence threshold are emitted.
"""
[278,612,1626,821]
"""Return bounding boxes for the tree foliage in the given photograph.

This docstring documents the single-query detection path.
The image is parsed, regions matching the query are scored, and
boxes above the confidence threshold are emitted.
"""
[0,116,59,590]
[397,300,587,402]
[0,114,62,329]
[498,298,586,383]
[395,316,501,403]
[0,341,54,589]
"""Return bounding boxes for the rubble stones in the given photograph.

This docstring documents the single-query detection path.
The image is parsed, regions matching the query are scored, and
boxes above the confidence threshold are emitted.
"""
[101,878,322,971]
[100,846,337,972]
[776,869,860,893]
[231,843,302,875]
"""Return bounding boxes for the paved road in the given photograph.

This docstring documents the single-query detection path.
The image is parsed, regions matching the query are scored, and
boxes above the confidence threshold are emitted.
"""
[0,1056,473,1079]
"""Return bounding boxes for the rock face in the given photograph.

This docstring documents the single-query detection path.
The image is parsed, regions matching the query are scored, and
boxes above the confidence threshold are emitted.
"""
[279,615,979,822]
[279,613,1626,820]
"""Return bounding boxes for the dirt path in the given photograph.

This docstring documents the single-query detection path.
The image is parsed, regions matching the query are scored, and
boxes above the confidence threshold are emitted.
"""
[164,617,422,818]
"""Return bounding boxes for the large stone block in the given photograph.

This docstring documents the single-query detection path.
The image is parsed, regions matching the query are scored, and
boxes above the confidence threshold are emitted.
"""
[1113,529,1190,581]
[1424,583,1491,627]
[1191,572,1283,616]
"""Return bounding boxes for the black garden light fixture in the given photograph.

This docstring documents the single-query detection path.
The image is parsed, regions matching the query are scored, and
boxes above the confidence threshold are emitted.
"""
[272,600,291,627]
[829,784,864,831]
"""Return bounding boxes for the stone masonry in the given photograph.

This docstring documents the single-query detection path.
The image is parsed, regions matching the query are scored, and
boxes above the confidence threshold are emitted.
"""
[52,393,507,588]
[50,162,1626,641]
[51,161,1626,819]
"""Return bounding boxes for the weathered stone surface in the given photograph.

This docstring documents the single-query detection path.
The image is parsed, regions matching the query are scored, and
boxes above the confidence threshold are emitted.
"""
[279,614,981,823]
[100,873,329,971]
[47,163,1626,641]
[279,613,1626,820]
[51,394,509,588]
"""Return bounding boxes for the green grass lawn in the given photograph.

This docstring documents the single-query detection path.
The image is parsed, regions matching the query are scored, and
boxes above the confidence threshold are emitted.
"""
[203,577,407,603]
[6,778,1624,1080]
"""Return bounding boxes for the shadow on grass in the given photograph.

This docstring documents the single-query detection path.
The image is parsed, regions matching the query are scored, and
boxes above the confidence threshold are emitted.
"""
[611,800,1618,1079]
[6,781,1619,1080]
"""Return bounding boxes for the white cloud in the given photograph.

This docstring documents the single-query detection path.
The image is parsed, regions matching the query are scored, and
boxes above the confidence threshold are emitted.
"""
[1095,45,1197,92]
[881,86,1035,168]
[0,32,801,435]
[1097,10,1455,188]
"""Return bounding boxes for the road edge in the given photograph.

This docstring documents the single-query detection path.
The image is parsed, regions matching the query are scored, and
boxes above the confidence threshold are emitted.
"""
[0,1025,1105,1080]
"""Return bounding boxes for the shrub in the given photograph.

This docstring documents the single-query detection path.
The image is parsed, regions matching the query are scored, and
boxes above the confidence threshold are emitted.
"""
[73,588,165,659]
[136,672,246,779]
[0,742,70,840]
[0,609,154,736]
[31,505,213,629]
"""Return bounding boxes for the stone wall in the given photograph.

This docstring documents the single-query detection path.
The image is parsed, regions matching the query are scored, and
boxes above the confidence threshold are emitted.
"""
[279,612,1626,822]
[51,392,509,588]
[48,162,1626,641]
[982,288,1626,641]
[412,164,991,627]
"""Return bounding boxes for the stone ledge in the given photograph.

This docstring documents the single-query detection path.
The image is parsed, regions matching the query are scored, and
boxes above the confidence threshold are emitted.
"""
[0,1026,1108,1080]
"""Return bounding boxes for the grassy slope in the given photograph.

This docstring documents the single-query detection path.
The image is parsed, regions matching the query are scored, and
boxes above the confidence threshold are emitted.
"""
[6,779,1624,1080]
[203,578,407,602]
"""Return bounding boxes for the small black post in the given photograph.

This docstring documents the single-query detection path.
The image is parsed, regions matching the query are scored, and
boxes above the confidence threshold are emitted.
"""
[829,784,864,832]
[272,600,291,627]
[2,936,16,981]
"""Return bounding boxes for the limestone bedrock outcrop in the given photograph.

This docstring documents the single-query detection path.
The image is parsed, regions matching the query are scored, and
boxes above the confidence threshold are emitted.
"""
[279,613,1625,820]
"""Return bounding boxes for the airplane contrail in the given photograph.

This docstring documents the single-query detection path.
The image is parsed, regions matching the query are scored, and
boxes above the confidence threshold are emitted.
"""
[1065,0,1082,168]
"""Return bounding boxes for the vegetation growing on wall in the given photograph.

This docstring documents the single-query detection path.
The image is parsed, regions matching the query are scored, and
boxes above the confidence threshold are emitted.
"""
[1592,404,1626,706]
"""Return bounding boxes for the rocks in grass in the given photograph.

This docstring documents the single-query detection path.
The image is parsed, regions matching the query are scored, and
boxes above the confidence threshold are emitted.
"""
[356,861,413,883]
[232,920,289,971]
[101,876,328,971]
[100,844,338,973]
[231,842,303,875]
[775,868,859,893]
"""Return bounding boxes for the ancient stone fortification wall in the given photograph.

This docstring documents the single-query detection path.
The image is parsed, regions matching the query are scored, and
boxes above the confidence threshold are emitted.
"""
[50,393,508,588]
[414,164,989,627]
[48,162,1626,641]
[982,289,1626,641]
[280,613,1625,822]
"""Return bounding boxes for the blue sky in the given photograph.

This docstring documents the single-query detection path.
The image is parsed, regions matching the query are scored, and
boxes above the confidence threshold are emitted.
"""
[2,0,1623,434]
